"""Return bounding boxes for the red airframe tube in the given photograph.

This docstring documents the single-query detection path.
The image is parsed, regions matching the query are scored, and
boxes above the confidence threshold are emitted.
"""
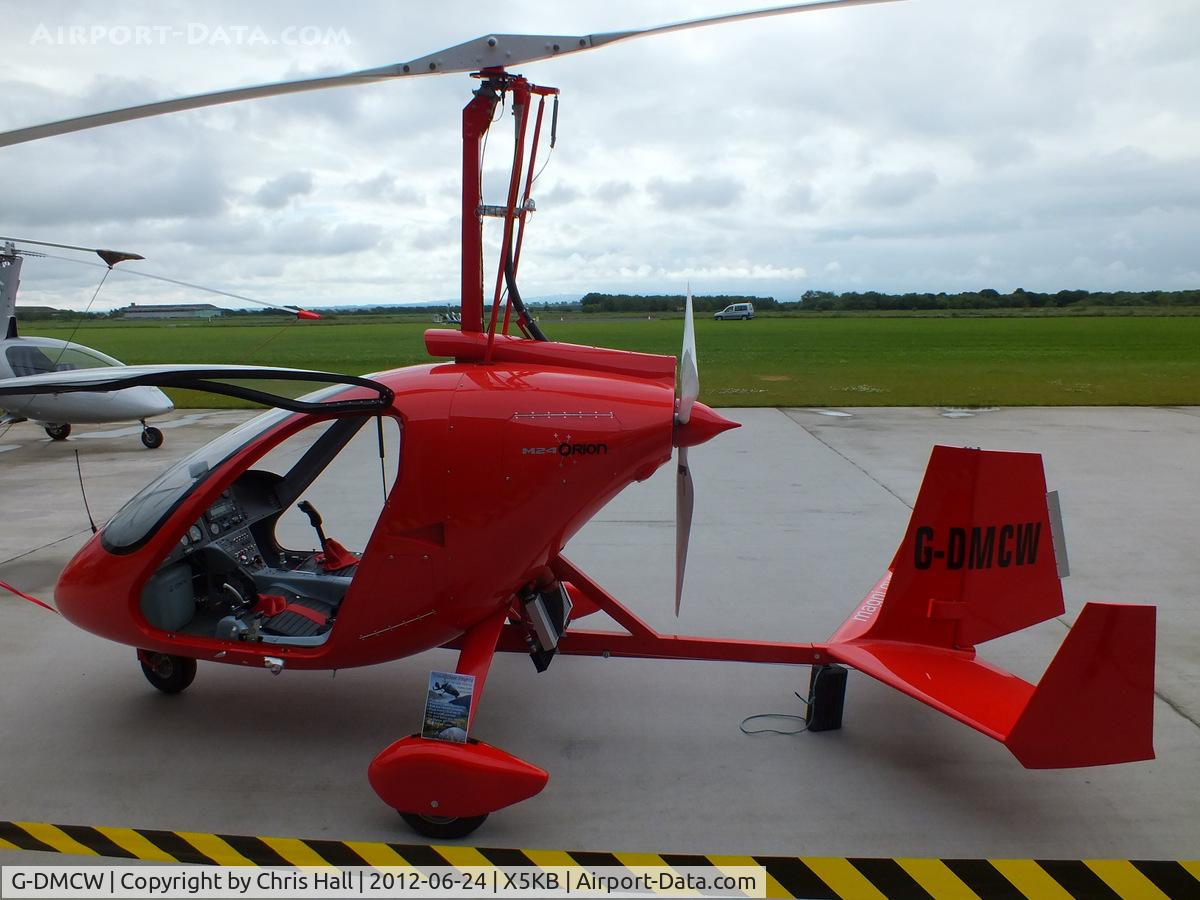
[460,80,499,334]
[484,78,532,359]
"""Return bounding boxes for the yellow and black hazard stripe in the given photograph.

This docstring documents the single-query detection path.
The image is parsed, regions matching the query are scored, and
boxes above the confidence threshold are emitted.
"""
[1,821,1197,899]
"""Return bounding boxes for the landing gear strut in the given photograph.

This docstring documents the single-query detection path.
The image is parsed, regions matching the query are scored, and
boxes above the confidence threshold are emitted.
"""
[141,421,163,449]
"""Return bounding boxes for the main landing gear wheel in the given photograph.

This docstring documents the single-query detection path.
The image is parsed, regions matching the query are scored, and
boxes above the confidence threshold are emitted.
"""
[139,652,197,694]
[141,425,164,449]
[44,423,71,440]
[398,811,489,839]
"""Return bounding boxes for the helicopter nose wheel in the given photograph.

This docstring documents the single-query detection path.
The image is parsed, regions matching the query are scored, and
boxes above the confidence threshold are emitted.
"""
[44,423,71,441]
[141,423,164,449]
[398,811,489,839]
[138,651,197,694]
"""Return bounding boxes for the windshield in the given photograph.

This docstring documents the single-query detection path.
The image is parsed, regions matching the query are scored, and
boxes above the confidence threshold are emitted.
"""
[101,384,351,554]
[6,342,122,377]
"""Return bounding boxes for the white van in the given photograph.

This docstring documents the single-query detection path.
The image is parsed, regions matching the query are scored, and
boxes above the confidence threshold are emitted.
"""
[714,302,754,320]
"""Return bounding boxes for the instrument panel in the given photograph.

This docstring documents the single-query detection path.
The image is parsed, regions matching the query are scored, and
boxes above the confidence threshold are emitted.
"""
[176,486,263,568]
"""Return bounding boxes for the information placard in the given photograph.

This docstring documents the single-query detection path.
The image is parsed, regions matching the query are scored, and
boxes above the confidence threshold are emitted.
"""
[421,671,475,742]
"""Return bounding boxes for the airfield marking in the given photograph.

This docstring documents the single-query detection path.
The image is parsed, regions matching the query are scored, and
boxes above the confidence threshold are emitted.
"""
[1,820,1195,898]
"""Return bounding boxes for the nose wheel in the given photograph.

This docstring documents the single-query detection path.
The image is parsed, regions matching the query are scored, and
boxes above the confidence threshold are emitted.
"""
[138,651,196,694]
[141,423,164,449]
[398,811,489,839]
[44,423,71,441]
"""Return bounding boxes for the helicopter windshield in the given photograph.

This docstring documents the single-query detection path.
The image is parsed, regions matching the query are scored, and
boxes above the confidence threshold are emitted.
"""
[102,384,350,554]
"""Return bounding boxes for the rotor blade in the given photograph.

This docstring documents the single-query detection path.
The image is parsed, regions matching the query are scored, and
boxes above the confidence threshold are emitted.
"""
[0,67,411,148]
[675,445,695,616]
[0,0,903,148]
[110,266,321,319]
[34,251,320,319]
[678,287,699,426]
[589,0,902,52]
[0,235,143,267]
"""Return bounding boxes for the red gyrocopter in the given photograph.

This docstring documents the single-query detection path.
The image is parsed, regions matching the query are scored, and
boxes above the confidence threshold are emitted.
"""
[0,0,1154,838]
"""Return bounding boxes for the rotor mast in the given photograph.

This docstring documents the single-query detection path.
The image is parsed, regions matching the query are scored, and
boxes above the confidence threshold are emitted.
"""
[460,69,557,341]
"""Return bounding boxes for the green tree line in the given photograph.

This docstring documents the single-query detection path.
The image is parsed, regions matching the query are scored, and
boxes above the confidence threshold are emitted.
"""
[581,293,778,313]
[799,288,1200,311]
[578,288,1200,313]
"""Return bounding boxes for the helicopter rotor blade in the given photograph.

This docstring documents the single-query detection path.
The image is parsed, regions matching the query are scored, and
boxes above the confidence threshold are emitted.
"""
[589,0,900,52]
[105,266,321,320]
[0,0,902,148]
[0,235,143,267]
[0,68,411,148]
[32,250,321,320]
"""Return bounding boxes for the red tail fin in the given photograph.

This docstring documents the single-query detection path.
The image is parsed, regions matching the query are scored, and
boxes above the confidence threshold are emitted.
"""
[824,445,1156,768]
[832,445,1065,650]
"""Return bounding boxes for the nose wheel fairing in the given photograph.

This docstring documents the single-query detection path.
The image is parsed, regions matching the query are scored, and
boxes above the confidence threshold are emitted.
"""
[369,607,548,830]
[369,737,549,821]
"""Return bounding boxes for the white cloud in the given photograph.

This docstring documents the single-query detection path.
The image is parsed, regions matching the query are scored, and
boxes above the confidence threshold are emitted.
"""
[254,171,314,209]
[1,0,1197,309]
[647,175,743,211]
[857,170,938,209]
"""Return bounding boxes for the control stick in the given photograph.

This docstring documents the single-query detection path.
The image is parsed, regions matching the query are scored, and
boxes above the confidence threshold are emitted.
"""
[297,500,328,551]
[296,499,360,572]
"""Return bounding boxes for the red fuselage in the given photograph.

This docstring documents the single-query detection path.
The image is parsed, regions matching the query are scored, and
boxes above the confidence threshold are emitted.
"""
[54,337,714,671]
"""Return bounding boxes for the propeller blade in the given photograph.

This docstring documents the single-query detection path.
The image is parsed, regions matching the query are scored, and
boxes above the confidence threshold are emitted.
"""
[675,445,695,616]
[675,285,701,615]
[0,0,902,148]
[678,286,699,425]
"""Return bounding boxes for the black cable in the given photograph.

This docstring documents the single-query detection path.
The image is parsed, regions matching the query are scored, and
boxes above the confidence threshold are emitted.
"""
[51,266,110,367]
[375,414,387,502]
[529,144,555,190]
[235,314,299,366]
[75,449,97,534]
[739,672,822,736]
[504,249,547,341]
[739,714,808,736]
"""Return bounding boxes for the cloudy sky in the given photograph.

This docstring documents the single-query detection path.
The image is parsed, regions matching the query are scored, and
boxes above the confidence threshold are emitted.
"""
[2,0,1197,311]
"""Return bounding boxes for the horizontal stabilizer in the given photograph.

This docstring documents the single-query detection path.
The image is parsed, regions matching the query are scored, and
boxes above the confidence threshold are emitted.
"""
[825,631,1033,741]
[826,602,1156,766]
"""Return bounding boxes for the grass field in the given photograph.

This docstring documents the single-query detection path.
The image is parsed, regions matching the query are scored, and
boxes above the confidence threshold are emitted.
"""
[32,312,1200,408]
